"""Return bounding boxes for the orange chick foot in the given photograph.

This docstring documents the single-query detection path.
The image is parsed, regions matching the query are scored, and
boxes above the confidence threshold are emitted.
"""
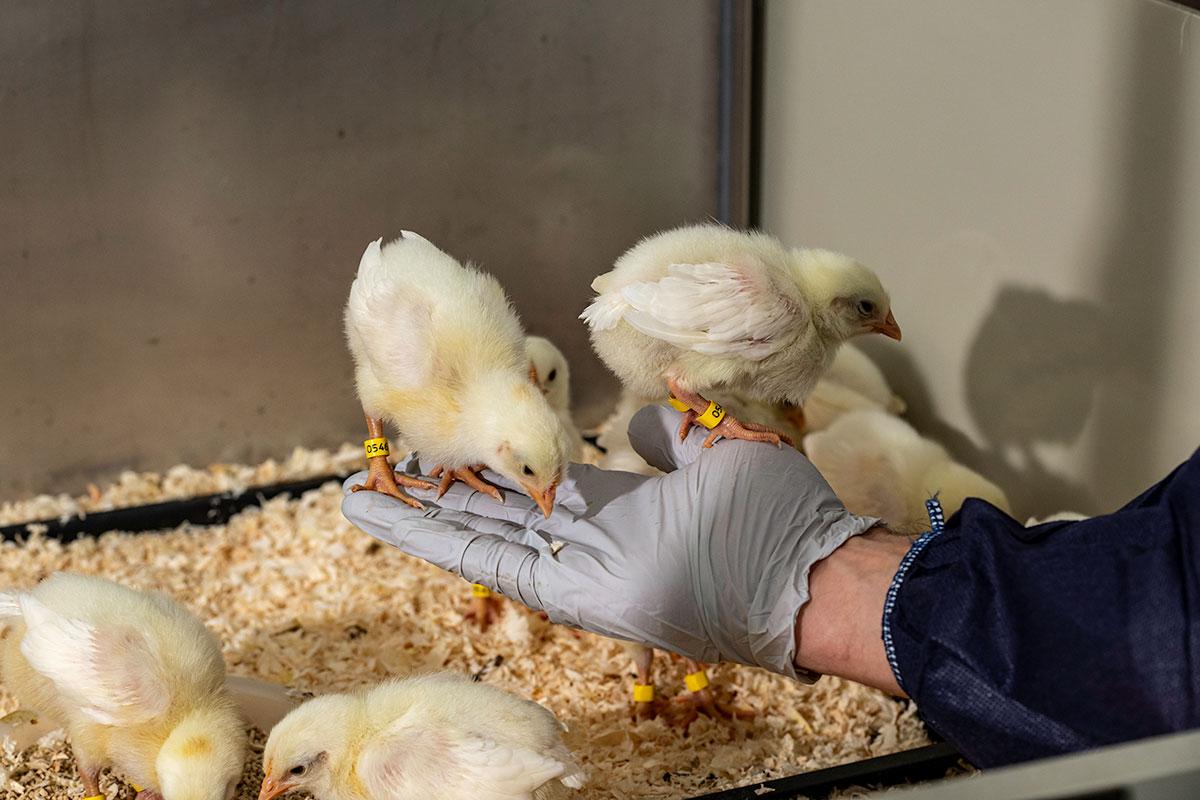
[350,458,434,510]
[431,465,503,502]
[672,685,757,730]
[676,411,793,448]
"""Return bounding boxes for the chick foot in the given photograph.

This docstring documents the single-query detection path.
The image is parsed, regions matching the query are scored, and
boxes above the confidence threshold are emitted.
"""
[431,465,503,502]
[667,379,794,448]
[78,763,102,798]
[464,584,502,632]
[135,791,164,800]
[672,663,756,730]
[351,457,435,509]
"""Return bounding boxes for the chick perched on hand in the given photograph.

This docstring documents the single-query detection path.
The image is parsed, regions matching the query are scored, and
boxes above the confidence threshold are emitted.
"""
[525,335,599,464]
[582,224,900,447]
[804,410,1012,533]
[344,233,571,517]
[258,673,585,800]
[0,572,245,800]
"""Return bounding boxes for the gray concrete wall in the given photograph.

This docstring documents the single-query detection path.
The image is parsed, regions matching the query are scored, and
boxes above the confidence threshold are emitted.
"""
[0,1,721,496]
[761,0,1200,518]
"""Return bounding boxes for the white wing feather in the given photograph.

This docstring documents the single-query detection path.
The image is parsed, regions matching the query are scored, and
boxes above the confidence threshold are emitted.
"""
[345,237,436,390]
[15,593,171,725]
[359,718,570,800]
[589,262,800,360]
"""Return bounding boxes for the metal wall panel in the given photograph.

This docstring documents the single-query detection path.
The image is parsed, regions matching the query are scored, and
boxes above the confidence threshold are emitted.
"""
[0,1,721,496]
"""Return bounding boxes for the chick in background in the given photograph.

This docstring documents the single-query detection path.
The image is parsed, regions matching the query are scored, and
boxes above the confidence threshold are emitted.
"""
[258,673,584,800]
[582,224,900,447]
[804,409,1012,534]
[0,572,246,800]
[344,232,571,518]
[525,335,601,465]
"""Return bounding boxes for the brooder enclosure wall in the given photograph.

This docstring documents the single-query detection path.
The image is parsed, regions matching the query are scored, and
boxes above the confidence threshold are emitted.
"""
[760,0,1200,518]
[0,0,723,496]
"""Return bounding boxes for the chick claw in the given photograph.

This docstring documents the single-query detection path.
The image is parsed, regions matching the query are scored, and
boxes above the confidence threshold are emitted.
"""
[690,413,794,449]
[351,458,434,510]
[672,687,757,731]
[431,465,504,502]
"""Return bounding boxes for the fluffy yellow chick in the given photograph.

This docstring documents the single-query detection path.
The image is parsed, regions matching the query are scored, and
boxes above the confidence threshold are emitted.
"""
[581,224,900,447]
[344,233,571,517]
[258,673,585,800]
[803,410,1012,534]
[524,335,599,464]
[0,572,245,800]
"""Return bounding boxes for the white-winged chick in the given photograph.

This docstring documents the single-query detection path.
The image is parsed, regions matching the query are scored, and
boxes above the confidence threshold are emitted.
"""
[258,673,585,800]
[803,410,1011,534]
[345,233,572,517]
[0,572,245,800]
[581,224,900,447]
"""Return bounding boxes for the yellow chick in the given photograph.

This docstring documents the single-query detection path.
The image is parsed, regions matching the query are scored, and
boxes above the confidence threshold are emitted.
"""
[0,572,245,800]
[524,335,599,464]
[803,410,1012,534]
[581,224,900,447]
[258,673,585,800]
[344,233,571,517]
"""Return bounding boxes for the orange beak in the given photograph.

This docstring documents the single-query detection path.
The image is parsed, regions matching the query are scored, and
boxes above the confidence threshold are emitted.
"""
[258,774,292,800]
[523,482,558,518]
[872,310,902,341]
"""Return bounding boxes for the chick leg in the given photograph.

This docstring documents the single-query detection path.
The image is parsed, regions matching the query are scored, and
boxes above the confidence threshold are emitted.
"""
[135,791,164,800]
[349,413,436,508]
[673,658,756,730]
[629,644,665,722]
[430,464,504,502]
[464,582,503,632]
[77,762,102,798]
[667,379,794,448]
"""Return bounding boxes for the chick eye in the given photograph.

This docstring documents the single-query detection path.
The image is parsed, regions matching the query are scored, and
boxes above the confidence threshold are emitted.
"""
[547,368,557,382]
[856,300,876,316]
[290,765,307,776]
[523,465,535,476]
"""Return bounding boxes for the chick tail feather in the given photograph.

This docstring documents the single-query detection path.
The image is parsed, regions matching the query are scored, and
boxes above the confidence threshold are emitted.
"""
[579,294,627,331]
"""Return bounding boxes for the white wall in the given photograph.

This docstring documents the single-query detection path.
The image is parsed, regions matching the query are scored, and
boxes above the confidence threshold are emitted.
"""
[762,0,1200,517]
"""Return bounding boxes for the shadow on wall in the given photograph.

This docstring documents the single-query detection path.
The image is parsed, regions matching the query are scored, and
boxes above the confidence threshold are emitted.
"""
[867,285,1108,518]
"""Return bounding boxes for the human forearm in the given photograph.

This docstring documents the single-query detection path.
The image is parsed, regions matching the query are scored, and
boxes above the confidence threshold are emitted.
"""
[793,528,908,695]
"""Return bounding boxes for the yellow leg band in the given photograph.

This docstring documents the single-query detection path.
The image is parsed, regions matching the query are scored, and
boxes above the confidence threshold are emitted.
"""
[471,583,492,598]
[684,670,710,692]
[364,436,390,459]
[132,784,144,792]
[696,401,725,429]
[84,796,106,800]
[632,683,655,703]
[666,394,690,413]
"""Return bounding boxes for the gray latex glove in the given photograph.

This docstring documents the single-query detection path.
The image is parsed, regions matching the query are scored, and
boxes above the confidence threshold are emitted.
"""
[341,405,879,680]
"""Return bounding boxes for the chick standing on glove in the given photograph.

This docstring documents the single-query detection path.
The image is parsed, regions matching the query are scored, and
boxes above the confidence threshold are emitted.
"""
[582,224,900,446]
[258,673,585,800]
[344,233,571,517]
[0,572,246,800]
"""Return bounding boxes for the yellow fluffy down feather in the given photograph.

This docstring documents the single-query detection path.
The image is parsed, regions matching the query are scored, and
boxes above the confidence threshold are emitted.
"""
[803,410,1012,534]
[0,572,245,800]
[258,673,585,800]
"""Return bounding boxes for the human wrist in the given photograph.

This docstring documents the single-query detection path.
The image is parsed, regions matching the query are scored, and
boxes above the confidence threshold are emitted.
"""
[793,527,909,694]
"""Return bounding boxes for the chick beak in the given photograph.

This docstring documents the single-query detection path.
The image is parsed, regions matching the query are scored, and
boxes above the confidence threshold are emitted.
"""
[873,310,902,341]
[524,481,558,518]
[258,775,291,800]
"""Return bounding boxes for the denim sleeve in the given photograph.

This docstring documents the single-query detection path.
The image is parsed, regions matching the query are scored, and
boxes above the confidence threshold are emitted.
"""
[884,448,1200,768]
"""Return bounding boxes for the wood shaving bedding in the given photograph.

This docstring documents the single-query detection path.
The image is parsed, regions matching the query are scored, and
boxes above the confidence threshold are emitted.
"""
[0,465,930,798]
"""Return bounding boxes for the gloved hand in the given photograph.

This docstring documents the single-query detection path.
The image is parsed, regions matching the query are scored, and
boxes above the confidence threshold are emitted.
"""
[341,405,880,680]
